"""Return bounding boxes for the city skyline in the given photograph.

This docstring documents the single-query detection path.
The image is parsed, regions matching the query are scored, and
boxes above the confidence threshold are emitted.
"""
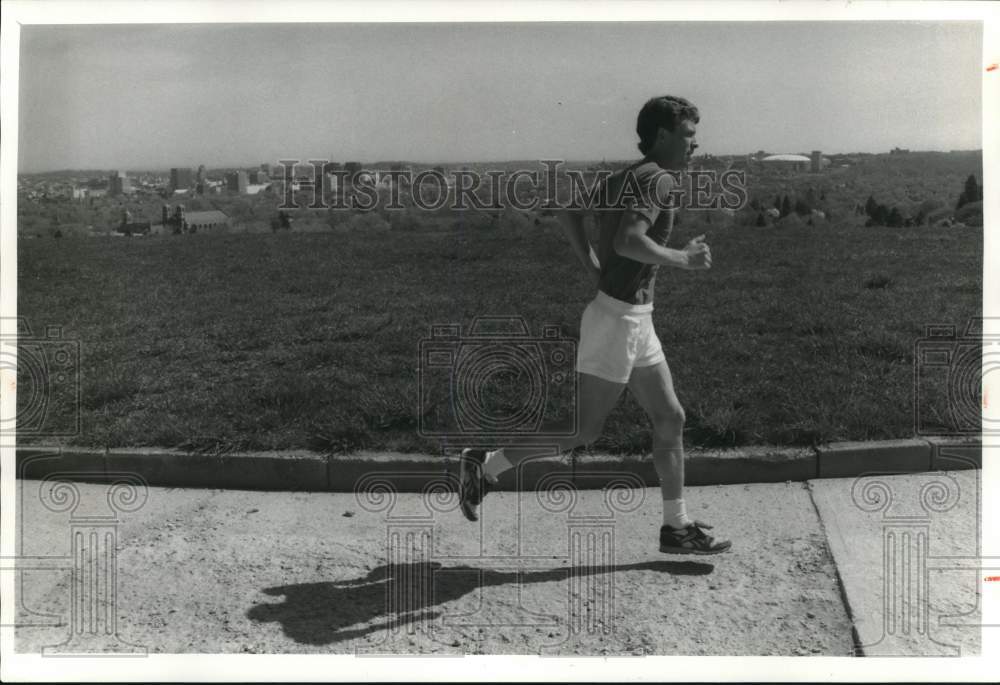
[17,22,983,173]
[17,147,987,178]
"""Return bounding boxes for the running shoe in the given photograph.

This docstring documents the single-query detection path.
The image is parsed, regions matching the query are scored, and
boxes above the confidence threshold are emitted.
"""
[458,448,493,522]
[659,520,732,555]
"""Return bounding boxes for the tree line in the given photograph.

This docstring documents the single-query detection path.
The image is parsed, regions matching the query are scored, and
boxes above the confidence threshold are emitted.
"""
[864,174,981,228]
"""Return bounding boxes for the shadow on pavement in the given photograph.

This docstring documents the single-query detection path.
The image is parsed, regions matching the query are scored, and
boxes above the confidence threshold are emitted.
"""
[247,559,712,645]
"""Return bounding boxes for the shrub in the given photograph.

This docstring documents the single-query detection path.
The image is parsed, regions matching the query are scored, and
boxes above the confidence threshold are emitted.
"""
[956,174,982,209]
[777,212,803,228]
[954,200,983,227]
[863,272,892,289]
[915,198,944,225]
[924,206,952,226]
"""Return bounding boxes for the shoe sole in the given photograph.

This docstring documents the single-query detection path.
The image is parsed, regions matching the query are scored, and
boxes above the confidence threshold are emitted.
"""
[659,543,732,555]
[461,502,479,523]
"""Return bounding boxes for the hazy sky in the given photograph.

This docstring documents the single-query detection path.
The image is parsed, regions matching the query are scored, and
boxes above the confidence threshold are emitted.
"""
[17,21,983,172]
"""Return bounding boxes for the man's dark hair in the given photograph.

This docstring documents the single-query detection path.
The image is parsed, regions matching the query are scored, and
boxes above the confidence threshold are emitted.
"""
[636,95,700,155]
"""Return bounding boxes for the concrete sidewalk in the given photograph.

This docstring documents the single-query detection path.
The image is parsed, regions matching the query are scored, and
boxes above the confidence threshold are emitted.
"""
[11,472,980,656]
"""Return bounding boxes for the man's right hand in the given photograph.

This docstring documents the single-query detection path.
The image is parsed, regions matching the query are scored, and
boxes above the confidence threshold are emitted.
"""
[681,234,712,270]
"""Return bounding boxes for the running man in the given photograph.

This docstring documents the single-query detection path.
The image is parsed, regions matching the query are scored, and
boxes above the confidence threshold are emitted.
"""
[459,95,731,555]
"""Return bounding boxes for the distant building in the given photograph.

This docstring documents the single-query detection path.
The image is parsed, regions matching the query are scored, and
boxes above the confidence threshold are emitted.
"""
[117,209,150,235]
[108,171,132,196]
[760,153,827,173]
[184,209,232,233]
[226,170,249,193]
[890,147,910,154]
[153,205,231,234]
[171,168,193,191]
[322,172,339,196]
[759,154,810,172]
[194,165,208,195]
[810,151,822,173]
[249,169,269,184]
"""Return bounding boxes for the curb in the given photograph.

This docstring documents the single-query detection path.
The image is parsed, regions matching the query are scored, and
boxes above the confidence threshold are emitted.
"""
[13,436,983,493]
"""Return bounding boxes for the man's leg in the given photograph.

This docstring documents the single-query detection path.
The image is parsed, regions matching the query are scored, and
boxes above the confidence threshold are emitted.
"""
[458,371,626,521]
[628,360,731,554]
[628,361,686,502]
[490,371,627,468]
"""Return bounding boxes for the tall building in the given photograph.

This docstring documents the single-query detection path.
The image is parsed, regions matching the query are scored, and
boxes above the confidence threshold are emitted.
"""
[171,168,193,191]
[810,151,823,173]
[108,171,131,196]
[194,165,207,194]
[226,170,249,194]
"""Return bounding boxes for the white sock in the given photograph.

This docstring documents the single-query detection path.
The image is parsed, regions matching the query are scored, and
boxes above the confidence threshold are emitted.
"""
[662,498,692,528]
[482,448,511,483]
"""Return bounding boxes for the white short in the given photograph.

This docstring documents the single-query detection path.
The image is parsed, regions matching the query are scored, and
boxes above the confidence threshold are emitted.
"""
[576,290,666,384]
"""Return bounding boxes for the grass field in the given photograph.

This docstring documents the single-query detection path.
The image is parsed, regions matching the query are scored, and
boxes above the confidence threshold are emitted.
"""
[17,198,981,455]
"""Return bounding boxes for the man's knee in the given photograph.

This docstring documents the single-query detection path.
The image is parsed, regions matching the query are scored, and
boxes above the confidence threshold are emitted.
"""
[652,404,685,436]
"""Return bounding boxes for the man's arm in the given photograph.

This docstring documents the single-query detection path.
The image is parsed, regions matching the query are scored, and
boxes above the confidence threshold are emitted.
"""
[560,209,601,284]
[613,169,697,269]
[613,211,711,270]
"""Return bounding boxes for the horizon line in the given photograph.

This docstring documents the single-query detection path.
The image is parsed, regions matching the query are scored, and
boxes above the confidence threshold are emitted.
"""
[17,148,985,176]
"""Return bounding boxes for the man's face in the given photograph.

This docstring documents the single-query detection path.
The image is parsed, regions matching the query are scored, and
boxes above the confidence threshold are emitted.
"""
[659,119,699,168]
